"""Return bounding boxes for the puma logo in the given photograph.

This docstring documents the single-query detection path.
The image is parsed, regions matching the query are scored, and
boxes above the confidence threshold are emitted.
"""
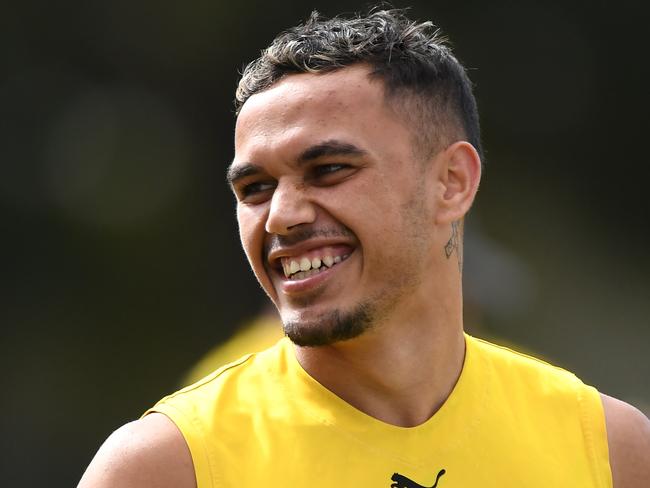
[390,468,446,488]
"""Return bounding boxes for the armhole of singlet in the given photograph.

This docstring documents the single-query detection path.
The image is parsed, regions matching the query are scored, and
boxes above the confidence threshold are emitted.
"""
[578,384,613,488]
[144,403,215,488]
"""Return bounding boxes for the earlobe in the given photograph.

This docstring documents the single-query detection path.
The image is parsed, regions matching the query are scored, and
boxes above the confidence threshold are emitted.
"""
[436,141,481,224]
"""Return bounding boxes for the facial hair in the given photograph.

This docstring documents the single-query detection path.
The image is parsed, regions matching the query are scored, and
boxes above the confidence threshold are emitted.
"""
[282,302,373,347]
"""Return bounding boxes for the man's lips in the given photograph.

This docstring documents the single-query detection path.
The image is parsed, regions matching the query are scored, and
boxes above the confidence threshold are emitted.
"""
[273,247,354,294]
[264,241,354,294]
[264,228,357,295]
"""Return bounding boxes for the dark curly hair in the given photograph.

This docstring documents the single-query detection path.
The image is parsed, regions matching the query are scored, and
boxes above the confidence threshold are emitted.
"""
[235,8,482,161]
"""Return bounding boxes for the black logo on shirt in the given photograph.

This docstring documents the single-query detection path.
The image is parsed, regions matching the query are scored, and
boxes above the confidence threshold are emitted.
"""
[390,469,446,488]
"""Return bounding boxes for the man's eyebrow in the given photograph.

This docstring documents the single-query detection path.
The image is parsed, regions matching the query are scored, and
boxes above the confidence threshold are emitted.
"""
[298,140,367,163]
[226,163,261,186]
[226,140,366,185]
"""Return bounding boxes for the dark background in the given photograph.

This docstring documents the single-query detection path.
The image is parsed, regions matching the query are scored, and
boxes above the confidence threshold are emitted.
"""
[2,0,648,485]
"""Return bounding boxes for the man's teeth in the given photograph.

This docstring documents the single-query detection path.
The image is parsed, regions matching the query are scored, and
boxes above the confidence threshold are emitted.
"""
[291,268,320,280]
[282,254,348,279]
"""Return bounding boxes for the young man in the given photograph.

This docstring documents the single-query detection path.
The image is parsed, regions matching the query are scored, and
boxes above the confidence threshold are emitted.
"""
[79,9,650,488]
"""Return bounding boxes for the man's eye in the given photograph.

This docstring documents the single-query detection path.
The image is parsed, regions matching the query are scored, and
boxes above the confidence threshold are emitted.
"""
[308,163,357,186]
[238,181,275,201]
[313,164,348,177]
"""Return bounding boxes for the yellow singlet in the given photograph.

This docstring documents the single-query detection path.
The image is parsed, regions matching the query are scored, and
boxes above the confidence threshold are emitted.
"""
[145,334,612,488]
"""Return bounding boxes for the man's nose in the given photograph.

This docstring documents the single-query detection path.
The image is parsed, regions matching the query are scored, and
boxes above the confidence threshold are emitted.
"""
[265,180,316,235]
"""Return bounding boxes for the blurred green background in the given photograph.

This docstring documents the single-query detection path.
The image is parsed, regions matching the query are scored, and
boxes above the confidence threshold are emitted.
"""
[2,0,648,485]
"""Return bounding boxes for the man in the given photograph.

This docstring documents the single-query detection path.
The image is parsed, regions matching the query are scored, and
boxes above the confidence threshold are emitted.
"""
[79,9,650,488]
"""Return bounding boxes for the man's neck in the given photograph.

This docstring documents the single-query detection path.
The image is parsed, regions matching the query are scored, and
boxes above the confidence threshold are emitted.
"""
[294,315,466,427]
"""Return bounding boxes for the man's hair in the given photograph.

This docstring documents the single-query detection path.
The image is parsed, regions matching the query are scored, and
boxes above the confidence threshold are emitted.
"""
[235,8,482,161]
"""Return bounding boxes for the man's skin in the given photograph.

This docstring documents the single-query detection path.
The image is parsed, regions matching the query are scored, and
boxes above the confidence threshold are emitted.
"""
[78,65,650,487]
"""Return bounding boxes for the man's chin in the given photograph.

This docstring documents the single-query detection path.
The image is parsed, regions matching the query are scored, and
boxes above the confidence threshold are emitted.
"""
[281,304,373,347]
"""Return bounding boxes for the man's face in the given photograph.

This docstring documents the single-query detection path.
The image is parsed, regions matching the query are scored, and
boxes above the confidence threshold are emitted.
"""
[230,65,443,346]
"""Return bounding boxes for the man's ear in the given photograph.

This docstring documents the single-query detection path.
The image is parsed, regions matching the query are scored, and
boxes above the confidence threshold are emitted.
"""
[434,141,482,224]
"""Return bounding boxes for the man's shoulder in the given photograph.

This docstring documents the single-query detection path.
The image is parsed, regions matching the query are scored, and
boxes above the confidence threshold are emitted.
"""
[469,335,605,429]
[601,394,650,488]
[186,337,288,387]
[472,336,650,486]
[158,338,289,408]
[76,340,292,487]
[469,335,580,386]
[77,413,196,488]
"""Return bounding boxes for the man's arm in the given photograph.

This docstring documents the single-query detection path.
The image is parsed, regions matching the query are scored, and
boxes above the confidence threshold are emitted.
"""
[602,394,650,488]
[77,413,196,488]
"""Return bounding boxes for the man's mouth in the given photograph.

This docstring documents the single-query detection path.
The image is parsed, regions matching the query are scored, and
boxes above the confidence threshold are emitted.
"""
[279,247,351,280]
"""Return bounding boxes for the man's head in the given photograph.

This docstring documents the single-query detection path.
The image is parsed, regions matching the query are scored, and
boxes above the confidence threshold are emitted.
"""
[236,9,482,161]
[229,9,482,347]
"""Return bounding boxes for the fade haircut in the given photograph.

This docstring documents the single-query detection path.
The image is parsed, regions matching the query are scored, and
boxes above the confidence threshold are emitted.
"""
[235,8,482,161]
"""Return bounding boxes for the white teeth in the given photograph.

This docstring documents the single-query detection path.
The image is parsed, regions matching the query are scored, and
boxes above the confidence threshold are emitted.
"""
[293,269,313,280]
[282,252,349,279]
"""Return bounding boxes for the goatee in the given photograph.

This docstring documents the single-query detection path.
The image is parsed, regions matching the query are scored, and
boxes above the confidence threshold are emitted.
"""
[283,303,373,347]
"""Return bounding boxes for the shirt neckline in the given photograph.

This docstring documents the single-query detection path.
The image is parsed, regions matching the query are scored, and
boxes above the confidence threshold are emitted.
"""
[278,333,489,465]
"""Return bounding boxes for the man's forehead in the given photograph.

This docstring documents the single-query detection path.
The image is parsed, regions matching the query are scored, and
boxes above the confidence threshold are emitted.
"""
[231,64,417,170]
[235,65,387,130]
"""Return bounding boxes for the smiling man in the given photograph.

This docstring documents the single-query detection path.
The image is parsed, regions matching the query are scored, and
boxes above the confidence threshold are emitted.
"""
[78,9,650,488]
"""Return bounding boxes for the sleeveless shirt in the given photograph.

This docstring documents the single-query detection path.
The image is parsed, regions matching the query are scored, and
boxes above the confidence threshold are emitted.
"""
[145,334,612,488]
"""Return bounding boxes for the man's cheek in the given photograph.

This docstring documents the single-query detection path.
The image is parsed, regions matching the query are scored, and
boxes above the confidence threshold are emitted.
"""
[241,238,259,274]
[242,238,274,293]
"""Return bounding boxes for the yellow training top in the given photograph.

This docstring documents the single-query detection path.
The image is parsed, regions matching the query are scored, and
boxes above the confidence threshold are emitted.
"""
[146,335,612,488]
